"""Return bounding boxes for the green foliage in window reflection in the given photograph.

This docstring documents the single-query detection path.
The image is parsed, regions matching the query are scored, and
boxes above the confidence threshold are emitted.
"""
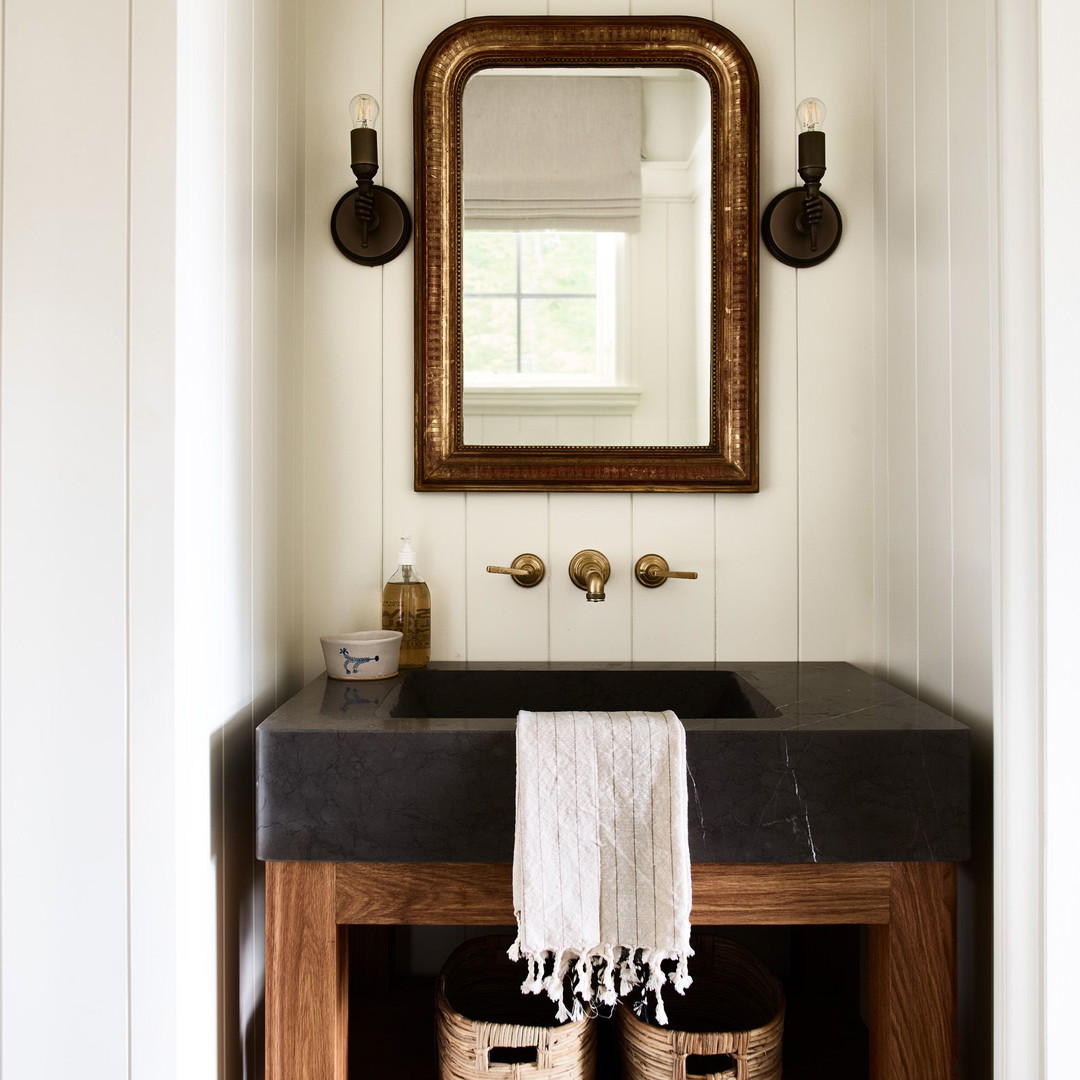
[463,232,516,293]
[519,233,596,294]
[521,298,595,375]
[463,230,602,377]
[463,297,517,374]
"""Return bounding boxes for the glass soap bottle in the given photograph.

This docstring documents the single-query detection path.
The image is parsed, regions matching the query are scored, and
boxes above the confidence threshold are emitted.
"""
[381,535,431,668]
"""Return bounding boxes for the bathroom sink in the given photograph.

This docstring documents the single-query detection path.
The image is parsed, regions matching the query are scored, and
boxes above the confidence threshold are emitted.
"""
[256,661,971,864]
[383,667,779,719]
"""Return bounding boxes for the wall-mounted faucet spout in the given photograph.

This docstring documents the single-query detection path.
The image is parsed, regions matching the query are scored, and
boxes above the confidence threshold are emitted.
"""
[568,549,611,602]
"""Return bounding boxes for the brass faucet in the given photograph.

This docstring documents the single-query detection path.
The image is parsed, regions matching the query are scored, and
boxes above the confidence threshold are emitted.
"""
[568,549,611,602]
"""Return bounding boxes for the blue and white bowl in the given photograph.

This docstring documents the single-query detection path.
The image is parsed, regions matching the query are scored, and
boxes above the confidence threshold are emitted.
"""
[320,630,403,681]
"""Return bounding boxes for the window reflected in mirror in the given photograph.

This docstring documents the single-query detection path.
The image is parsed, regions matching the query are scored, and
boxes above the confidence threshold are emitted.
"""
[460,67,711,448]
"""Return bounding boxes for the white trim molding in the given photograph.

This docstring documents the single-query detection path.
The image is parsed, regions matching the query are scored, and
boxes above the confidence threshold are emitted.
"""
[1038,3,1080,1078]
[993,0,1045,1077]
[463,384,642,417]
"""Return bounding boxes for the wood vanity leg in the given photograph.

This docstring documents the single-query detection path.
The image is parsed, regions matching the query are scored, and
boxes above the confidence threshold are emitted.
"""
[869,862,957,1080]
[266,862,348,1080]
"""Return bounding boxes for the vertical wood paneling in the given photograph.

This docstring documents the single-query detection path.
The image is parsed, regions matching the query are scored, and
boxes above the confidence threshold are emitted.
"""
[382,0,469,662]
[871,0,890,678]
[549,495,633,660]
[0,1,132,1076]
[551,0,625,13]
[944,9,995,1069]
[636,0,710,18]
[946,0,993,729]
[467,0,546,14]
[631,494,715,660]
[301,0,388,677]
[871,1,997,1074]
[795,0,875,664]
[276,0,305,701]
[883,0,919,690]
[946,2,993,1077]
[712,0,799,662]
[466,495,551,659]
[912,0,953,710]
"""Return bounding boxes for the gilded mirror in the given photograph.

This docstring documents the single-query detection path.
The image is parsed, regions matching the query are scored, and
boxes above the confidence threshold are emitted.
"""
[414,17,758,491]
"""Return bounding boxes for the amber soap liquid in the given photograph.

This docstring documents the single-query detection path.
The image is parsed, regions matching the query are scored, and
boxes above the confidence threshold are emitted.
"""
[381,575,431,668]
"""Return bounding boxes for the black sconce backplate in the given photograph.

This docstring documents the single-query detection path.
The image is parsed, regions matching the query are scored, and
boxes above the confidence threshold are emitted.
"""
[331,186,413,266]
[761,187,843,269]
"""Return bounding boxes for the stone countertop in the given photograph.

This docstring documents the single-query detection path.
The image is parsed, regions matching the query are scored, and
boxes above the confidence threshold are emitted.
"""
[256,661,970,865]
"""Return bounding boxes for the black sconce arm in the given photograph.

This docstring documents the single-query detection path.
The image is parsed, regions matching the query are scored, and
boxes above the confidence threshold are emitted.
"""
[763,102,842,268]
[331,97,412,267]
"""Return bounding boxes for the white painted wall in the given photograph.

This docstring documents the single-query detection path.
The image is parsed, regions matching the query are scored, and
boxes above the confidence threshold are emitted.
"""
[0,2,302,1079]
[299,0,876,679]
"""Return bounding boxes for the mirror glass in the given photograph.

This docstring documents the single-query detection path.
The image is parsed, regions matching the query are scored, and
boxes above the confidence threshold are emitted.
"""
[414,17,758,491]
[460,67,712,448]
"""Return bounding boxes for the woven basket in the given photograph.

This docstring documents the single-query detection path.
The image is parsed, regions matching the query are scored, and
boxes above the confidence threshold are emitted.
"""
[617,936,784,1080]
[436,935,597,1080]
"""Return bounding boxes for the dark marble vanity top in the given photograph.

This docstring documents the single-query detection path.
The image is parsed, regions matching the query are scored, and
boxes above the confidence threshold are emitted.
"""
[256,661,970,865]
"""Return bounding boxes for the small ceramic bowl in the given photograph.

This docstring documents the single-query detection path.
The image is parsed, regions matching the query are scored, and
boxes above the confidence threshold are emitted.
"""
[320,630,403,681]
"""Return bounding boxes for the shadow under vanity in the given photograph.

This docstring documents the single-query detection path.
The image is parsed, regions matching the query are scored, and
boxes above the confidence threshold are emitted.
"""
[257,661,969,1080]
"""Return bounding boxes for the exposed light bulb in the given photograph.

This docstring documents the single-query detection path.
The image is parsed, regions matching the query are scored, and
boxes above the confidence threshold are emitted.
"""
[349,94,380,171]
[796,97,826,132]
[349,93,380,129]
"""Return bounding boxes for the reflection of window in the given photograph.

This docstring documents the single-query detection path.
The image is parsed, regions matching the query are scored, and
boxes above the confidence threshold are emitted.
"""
[463,231,622,385]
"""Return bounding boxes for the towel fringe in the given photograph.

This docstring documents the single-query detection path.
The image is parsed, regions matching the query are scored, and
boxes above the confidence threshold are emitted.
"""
[507,940,693,1024]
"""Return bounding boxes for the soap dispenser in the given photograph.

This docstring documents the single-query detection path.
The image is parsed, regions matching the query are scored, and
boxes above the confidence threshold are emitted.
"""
[381,535,431,668]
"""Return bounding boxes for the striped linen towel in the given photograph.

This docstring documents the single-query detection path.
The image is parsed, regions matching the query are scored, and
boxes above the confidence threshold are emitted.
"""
[509,710,693,1024]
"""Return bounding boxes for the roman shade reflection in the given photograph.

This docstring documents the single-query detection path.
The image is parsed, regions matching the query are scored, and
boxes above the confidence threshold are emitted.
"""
[462,74,643,232]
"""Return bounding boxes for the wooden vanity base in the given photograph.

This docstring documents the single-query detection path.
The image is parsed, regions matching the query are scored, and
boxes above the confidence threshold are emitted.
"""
[265,860,956,1080]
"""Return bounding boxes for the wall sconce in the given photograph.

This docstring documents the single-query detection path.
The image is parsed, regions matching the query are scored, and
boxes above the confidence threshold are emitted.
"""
[762,98,843,268]
[330,93,412,266]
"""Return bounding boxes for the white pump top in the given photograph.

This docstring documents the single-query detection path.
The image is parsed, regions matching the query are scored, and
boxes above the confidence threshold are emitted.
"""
[397,535,416,567]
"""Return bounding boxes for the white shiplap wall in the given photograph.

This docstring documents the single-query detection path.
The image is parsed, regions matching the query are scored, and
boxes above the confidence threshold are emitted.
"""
[300,0,876,679]
[0,1,303,1078]
[871,0,996,1075]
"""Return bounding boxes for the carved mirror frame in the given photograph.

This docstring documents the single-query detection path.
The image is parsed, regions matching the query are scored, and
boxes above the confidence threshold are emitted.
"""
[414,16,758,492]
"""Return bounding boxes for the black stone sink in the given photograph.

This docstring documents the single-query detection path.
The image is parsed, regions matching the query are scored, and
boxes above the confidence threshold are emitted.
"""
[256,661,971,865]
[383,667,779,719]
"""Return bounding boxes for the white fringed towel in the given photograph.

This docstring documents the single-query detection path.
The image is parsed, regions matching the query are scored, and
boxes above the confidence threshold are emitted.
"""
[509,710,693,1024]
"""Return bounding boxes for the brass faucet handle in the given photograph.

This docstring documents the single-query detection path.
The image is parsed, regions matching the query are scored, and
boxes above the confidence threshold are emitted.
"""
[485,553,545,588]
[634,554,699,588]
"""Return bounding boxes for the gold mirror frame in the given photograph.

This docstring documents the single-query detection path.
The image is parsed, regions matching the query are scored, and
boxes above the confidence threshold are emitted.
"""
[414,16,758,492]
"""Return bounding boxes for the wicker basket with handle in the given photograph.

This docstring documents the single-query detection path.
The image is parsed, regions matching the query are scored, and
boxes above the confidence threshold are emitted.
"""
[437,935,597,1080]
[617,936,784,1080]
